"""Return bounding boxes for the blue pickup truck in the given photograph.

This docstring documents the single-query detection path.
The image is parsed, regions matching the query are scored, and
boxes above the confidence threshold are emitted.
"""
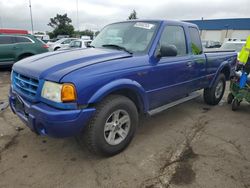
[9,20,237,156]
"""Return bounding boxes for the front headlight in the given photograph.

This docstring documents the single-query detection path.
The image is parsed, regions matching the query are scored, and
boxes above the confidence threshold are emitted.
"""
[41,81,77,103]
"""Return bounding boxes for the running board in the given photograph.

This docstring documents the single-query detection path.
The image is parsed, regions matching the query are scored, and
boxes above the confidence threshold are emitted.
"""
[148,92,200,116]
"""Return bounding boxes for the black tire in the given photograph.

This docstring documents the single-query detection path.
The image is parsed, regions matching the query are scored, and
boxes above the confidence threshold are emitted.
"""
[227,93,234,104]
[77,95,138,156]
[232,99,240,111]
[54,47,60,51]
[204,74,226,105]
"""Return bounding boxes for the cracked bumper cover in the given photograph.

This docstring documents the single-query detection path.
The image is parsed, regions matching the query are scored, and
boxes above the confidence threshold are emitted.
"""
[9,89,96,138]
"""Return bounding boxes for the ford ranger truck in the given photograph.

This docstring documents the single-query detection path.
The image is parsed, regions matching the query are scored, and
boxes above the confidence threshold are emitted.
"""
[9,20,237,156]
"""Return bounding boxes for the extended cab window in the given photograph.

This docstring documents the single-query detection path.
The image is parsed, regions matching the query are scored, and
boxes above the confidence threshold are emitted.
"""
[160,25,187,56]
[0,36,15,45]
[15,37,33,43]
[189,27,203,55]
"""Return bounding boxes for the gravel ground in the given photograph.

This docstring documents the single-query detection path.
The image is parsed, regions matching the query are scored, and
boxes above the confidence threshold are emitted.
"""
[0,70,250,188]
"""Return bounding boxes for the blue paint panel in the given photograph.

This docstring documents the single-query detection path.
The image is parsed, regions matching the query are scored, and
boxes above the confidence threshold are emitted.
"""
[186,18,250,30]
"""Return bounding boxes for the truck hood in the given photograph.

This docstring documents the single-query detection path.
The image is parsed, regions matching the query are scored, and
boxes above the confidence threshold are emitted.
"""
[13,48,132,82]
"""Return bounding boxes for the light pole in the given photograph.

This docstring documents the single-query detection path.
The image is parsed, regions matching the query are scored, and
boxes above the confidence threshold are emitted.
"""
[224,25,229,39]
[76,0,79,31]
[200,17,204,37]
[0,16,3,28]
[29,0,34,34]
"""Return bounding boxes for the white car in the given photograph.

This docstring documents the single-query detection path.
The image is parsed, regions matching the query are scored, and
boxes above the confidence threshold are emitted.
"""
[220,40,245,52]
[47,38,78,51]
[60,39,93,50]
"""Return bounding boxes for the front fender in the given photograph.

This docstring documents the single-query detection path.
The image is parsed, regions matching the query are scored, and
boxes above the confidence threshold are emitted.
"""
[88,79,149,112]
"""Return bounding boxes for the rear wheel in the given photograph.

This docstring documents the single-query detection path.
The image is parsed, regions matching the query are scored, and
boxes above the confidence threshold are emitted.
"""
[232,98,240,111]
[227,93,234,104]
[77,95,138,156]
[204,74,226,105]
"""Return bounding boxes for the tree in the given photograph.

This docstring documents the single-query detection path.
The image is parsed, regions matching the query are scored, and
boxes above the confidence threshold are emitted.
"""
[34,32,45,35]
[74,29,94,39]
[48,13,74,38]
[128,10,138,20]
[95,31,100,37]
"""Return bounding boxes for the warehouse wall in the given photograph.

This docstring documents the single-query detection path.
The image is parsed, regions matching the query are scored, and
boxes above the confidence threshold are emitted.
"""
[200,29,250,43]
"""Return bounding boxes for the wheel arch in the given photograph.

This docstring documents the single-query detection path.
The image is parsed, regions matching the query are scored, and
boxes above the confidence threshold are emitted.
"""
[221,65,231,80]
[88,79,148,113]
[54,46,60,51]
[209,62,230,88]
[18,52,34,60]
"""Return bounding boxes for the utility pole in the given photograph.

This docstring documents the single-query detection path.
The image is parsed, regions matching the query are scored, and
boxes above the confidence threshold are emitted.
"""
[0,16,3,28]
[76,0,79,31]
[200,17,204,37]
[225,25,229,39]
[29,0,34,34]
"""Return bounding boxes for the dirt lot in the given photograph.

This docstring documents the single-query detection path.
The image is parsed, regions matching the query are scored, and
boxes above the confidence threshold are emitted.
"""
[0,69,250,188]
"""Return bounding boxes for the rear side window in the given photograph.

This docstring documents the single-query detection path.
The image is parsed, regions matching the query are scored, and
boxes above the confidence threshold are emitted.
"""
[36,38,46,44]
[189,27,203,55]
[0,36,15,44]
[160,25,187,56]
[62,39,72,44]
[70,41,82,48]
[15,37,33,43]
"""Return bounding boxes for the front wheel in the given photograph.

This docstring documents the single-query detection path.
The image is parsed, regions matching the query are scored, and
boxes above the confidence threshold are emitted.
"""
[204,74,226,105]
[77,95,138,156]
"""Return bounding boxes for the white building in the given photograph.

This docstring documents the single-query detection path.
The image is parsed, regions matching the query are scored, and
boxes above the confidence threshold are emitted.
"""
[186,18,250,43]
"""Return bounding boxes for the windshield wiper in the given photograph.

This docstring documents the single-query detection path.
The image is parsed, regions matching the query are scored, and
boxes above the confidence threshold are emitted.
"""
[102,44,132,54]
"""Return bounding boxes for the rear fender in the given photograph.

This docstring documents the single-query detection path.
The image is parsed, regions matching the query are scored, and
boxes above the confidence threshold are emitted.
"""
[209,61,230,88]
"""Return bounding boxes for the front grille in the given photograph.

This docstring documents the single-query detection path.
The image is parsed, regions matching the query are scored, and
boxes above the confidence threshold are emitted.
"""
[13,71,39,99]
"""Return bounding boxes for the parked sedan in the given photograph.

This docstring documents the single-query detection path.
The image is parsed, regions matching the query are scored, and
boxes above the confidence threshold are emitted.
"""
[47,38,78,51]
[0,34,49,67]
[60,39,93,50]
[202,40,221,49]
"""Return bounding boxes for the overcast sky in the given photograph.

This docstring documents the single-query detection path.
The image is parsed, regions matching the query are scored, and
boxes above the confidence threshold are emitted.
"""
[0,0,249,32]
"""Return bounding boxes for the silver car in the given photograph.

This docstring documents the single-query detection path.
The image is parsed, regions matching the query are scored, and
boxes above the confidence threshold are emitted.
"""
[47,38,78,51]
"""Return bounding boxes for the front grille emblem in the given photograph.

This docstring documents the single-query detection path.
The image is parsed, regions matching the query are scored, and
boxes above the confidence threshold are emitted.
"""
[19,80,27,88]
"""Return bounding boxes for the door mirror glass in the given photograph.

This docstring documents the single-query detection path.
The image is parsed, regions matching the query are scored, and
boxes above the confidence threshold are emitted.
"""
[157,45,177,58]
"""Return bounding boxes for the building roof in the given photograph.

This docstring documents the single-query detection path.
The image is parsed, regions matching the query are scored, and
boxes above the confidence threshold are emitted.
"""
[0,29,29,34]
[185,18,250,30]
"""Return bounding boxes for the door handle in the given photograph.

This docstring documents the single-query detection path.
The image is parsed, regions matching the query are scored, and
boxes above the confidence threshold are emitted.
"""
[186,61,193,67]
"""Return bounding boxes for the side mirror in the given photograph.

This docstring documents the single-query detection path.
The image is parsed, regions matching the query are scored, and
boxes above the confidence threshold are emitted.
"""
[156,45,178,58]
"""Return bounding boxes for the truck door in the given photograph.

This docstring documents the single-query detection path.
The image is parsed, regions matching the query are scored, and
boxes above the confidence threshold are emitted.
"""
[188,27,207,91]
[0,36,16,65]
[147,25,193,109]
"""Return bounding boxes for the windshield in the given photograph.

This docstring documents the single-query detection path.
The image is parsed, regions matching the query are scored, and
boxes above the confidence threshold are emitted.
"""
[220,42,245,52]
[91,21,159,53]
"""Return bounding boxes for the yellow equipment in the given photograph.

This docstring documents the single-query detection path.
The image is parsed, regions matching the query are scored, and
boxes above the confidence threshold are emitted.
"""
[238,35,250,64]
